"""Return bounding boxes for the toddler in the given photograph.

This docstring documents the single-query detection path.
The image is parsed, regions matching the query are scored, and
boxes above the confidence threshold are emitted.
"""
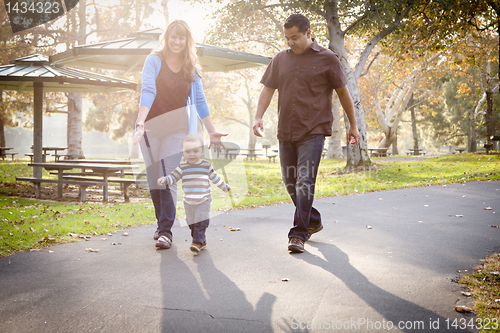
[158,134,230,252]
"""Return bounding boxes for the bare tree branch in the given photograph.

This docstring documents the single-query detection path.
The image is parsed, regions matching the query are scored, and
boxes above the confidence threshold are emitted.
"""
[359,51,380,77]
[353,1,415,79]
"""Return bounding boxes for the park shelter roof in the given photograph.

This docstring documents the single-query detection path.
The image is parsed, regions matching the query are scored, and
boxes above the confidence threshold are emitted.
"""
[0,54,137,93]
[0,54,137,177]
[49,28,271,73]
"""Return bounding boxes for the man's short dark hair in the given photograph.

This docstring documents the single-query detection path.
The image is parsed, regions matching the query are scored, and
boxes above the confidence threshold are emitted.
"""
[284,14,310,34]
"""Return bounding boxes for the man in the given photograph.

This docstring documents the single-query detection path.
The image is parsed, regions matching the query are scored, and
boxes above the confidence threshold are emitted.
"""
[253,13,359,253]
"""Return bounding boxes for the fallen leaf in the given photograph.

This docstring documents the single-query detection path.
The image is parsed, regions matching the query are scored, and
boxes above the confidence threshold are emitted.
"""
[84,220,90,224]
[111,242,121,245]
[485,207,493,210]
[281,278,290,282]
[461,291,471,297]
[68,233,78,237]
[366,226,373,229]
[122,232,129,236]
[85,248,100,253]
[38,237,56,243]
[454,305,473,313]
[228,227,240,231]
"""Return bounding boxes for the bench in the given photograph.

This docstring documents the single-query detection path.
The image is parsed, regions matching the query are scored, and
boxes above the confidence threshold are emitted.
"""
[25,152,51,162]
[62,175,147,201]
[53,153,66,161]
[266,153,278,163]
[369,148,388,157]
[16,177,103,201]
[484,136,500,155]
[1,152,17,161]
[244,150,263,160]
[407,148,425,156]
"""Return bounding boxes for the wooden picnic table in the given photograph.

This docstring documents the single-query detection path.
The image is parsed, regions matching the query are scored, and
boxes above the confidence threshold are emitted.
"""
[408,148,425,156]
[59,159,144,165]
[17,162,138,202]
[223,148,240,159]
[28,146,67,162]
[368,148,388,157]
[0,147,14,160]
[242,149,263,160]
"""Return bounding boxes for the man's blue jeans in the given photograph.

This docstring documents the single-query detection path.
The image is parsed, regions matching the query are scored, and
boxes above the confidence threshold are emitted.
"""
[279,134,324,241]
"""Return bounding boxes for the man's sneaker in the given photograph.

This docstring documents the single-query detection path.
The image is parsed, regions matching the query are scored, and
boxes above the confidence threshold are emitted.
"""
[288,238,305,253]
[153,230,159,240]
[308,224,323,239]
[156,235,172,249]
[190,242,206,252]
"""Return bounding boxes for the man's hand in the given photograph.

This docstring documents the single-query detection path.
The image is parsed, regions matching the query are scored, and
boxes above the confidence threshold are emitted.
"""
[348,126,360,148]
[253,118,264,137]
[253,86,275,138]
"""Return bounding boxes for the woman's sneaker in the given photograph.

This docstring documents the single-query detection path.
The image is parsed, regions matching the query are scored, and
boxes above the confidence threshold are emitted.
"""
[156,235,172,249]
[190,242,206,252]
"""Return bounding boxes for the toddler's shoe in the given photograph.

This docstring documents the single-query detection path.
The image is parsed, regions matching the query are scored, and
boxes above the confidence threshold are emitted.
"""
[190,242,206,252]
[156,235,172,249]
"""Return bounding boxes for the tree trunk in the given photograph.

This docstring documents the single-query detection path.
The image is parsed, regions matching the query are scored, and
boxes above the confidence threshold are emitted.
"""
[67,93,84,159]
[326,22,370,167]
[326,95,344,159]
[248,104,256,151]
[410,93,419,150]
[161,0,169,25]
[485,91,494,144]
[0,91,5,147]
[468,107,477,152]
[65,0,87,159]
[392,130,398,155]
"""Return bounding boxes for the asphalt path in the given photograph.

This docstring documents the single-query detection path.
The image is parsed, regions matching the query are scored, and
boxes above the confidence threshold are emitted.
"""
[0,181,499,333]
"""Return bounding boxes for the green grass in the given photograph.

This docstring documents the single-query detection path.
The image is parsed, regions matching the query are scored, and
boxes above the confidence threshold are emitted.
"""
[459,253,500,332]
[1,153,499,257]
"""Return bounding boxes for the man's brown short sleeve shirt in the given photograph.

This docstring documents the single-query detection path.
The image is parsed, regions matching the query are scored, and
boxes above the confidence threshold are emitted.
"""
[260,39,347,142]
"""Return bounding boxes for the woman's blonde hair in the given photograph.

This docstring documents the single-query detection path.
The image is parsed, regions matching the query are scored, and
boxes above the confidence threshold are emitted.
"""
[154,20,198,82]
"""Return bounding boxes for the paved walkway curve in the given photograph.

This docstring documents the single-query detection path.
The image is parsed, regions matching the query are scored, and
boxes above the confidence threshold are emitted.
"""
[0,181,498,332]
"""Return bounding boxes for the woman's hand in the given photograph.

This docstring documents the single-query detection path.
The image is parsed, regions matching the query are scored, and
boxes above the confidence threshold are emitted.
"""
[133,124,145,145]
[208,131,228,153]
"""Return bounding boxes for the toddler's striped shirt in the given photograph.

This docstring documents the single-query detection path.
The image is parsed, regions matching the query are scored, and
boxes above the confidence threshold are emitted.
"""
[164,159,229,205]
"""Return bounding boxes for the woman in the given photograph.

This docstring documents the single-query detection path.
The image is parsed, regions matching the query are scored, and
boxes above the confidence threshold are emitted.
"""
[133,20,227,249]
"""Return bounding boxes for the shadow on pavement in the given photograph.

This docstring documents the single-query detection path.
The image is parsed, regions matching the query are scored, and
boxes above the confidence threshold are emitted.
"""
[159,246,275,333]
[296,241,475,333]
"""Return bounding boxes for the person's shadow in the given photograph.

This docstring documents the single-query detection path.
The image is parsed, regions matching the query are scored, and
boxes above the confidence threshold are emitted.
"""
[289,241,474,333]
[159,246,275,333]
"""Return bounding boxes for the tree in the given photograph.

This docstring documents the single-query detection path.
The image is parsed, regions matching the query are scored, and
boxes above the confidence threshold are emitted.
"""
[199,0,446,168]
[374,51,443,151]
[58,0,156,158]
[202,68,278,151]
